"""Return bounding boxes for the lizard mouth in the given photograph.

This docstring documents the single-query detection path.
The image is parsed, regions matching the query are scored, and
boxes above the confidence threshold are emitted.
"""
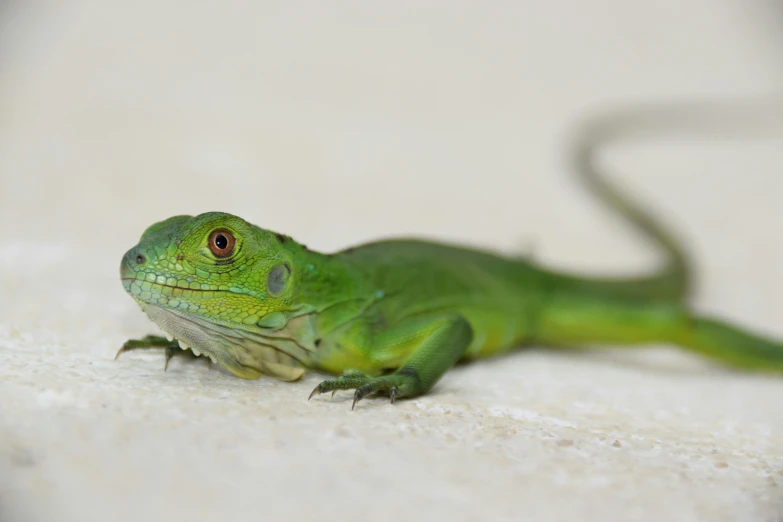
[121,276,233,304]
[120,259,217,293]
[122,276,208,289]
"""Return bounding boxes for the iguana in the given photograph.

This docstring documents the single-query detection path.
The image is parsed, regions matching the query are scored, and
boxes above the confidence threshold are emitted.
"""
[117,105,783,409]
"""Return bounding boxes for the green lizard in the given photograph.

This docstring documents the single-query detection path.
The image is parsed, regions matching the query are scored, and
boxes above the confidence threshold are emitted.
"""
[117,114,783,409]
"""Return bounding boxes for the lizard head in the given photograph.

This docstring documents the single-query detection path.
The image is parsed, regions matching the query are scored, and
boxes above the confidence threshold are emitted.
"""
[120,212,296,320]
[119,212,308,380]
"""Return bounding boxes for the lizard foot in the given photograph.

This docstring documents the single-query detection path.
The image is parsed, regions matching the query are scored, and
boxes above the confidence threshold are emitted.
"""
[308,370,405,410]
[115,334,203,371]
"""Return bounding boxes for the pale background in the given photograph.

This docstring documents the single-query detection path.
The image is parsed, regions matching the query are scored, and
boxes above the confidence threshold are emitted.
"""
[1,1,783,521]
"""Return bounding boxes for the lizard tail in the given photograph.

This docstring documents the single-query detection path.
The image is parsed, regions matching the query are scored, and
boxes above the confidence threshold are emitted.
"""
[537,292,783,372]
[562,104,693,302]
[560,98,783,303]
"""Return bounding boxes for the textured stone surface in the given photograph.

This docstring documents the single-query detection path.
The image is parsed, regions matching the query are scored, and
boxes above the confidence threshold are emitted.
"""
[1,1,782,521]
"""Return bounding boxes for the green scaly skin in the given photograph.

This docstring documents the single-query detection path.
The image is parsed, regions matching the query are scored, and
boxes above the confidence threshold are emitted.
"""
[117,116,783,409]
[117,207,783,409]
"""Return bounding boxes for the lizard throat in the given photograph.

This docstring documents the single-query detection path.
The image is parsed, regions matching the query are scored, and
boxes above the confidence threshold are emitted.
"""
[141,304,308,382]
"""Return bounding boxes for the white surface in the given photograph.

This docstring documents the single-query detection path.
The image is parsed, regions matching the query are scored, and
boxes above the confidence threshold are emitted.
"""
[1,1,782,521]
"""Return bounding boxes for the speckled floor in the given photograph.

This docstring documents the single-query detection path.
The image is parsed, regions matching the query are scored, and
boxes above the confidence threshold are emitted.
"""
[1,2,782,521]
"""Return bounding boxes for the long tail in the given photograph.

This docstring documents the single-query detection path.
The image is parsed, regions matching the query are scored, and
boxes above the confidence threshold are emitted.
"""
[556,98,783,303]
[537,292,783,372]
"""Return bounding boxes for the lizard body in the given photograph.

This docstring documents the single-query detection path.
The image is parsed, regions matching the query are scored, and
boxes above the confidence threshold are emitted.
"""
[118,110,783,408]
[118,208,783,408]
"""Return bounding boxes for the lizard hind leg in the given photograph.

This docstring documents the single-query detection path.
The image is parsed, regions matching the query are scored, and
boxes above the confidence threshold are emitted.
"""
[309,315,473,410]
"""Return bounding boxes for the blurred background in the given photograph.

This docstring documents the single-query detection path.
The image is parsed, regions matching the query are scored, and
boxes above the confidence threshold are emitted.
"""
[1,1,783,521]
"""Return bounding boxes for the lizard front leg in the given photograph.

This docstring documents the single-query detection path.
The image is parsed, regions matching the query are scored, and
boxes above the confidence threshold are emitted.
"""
[115,334,201,371]
[309,314,473,409]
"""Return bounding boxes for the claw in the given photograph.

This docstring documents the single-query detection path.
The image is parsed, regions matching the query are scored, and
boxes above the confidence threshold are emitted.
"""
[351,385,374,411]
[164,346,176,372]
[390,387,398,404]
[114,346,126,361]
[308,384,322,401]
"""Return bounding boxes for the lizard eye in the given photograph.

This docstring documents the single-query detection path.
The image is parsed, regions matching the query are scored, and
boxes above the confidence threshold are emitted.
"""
[208,229,235,257]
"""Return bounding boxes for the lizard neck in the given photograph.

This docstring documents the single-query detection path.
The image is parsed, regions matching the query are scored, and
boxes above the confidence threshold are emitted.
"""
[281,239,372,312]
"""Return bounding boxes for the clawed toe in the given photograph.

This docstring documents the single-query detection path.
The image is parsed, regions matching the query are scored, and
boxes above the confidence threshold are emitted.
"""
[308,383,323,401]
[115,335,195,372]
[308,373,403,410]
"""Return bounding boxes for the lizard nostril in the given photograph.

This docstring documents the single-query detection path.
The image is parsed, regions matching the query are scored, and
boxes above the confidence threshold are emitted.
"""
[135,254,146,265]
